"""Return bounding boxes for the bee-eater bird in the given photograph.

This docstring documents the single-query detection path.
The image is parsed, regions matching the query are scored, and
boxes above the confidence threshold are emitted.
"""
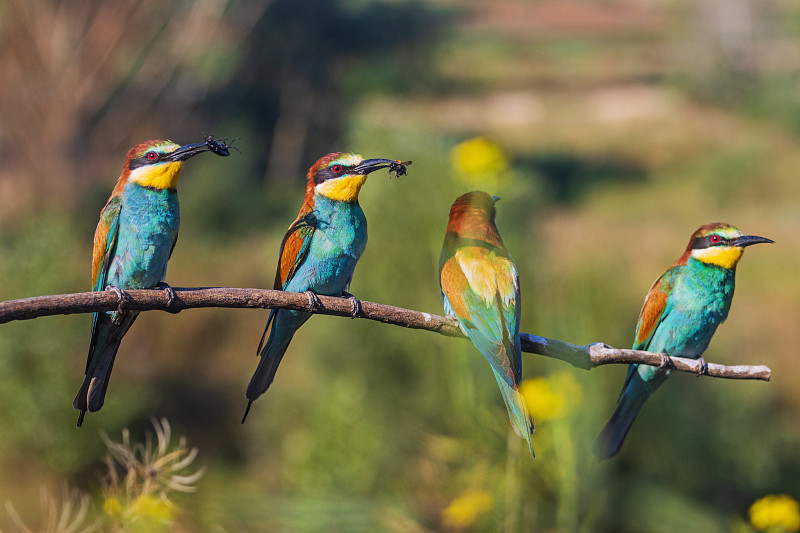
[438,191,535,457]
[242,153,407,422]
[594,223,773,459]
[74,138,226,427]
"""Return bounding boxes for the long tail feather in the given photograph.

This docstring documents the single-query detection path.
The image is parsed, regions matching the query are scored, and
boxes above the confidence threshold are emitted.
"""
[245,310,310,411]
[492,369,535,458]
[593,391,644,460]
[594,366,667,459]
[74,312,136,426]
[73,340,122,425]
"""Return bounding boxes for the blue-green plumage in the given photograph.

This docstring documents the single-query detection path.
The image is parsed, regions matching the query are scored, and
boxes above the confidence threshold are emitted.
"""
[243,152,403,421]
[595,223,772,459]
[76,186,180,423]
[247,194,367,399]
[74,139,219,426]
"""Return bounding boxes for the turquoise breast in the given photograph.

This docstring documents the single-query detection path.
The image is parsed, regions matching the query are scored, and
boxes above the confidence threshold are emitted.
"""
[107,184,180,289]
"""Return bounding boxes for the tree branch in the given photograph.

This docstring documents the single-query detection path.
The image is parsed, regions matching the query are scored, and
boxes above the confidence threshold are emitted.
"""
[0,287,771,381]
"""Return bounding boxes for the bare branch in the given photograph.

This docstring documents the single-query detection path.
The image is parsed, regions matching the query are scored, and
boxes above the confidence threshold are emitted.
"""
[0,287,771,381]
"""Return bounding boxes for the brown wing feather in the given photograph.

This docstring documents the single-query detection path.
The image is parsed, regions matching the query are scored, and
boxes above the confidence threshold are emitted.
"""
[439,255,472,319]
[274,208,316,290]
[634,274,670,349]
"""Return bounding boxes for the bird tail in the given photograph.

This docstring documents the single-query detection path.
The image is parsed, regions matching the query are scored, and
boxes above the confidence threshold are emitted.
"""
[72,339,122,426]
[492,369,535,458]
[243,310,310,422]
[594,365,667,460]
[73,313,136,427]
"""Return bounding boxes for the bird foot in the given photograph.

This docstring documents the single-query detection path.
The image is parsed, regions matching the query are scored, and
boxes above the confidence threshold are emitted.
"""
[156,282,180,313]
[342,291,361,319]
[696,356,709,377]
[105,284,131,324]
[659,353,673,369]
[304,290,322,311]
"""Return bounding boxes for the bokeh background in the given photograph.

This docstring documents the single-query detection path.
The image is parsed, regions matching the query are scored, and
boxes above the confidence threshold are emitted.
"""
[1,0,799,531]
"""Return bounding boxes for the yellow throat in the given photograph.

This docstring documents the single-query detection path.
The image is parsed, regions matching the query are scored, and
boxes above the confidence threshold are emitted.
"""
[691,246,744,269]
[129,161,185,190]
[315,174,367,202]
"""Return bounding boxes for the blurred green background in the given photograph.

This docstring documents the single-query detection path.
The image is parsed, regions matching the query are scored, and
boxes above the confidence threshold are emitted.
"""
[1,0,799,531]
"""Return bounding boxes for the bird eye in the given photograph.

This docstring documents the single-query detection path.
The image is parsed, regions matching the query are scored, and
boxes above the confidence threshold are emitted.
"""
[331,165,342,173]
[710,235,721,244]
[146,151,158,161]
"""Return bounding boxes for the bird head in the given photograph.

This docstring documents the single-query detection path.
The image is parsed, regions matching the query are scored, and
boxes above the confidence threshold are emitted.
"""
[305,152,403,203]
[124,139,214,190]
[686,223,774,269]
[445,191,502,243]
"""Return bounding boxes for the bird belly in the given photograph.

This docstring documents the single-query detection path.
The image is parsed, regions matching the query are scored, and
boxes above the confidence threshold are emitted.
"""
[287,204,367,296]
[109,187,180,289]
[636,295,729,382]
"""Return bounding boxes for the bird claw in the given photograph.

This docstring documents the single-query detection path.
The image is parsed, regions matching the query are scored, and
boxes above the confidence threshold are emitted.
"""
[304,290,322,311]
[105,284,130,324]
[696,356,709,377]
[659,353,673,369]
[342,291,361,319]
[156,282,180,313]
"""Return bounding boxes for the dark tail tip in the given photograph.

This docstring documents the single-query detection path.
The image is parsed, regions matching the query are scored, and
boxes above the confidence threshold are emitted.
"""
[76,410,86,428]
[593,410,635,460]
[241,401,253,424]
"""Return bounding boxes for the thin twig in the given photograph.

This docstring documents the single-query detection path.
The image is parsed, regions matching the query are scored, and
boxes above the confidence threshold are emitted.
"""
[0,287,771,381]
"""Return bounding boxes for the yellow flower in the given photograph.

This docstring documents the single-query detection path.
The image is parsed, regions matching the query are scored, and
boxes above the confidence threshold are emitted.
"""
[103,496,123,517]
[441,489,493,529]
[520,371,583,422]
[131,494,174,523]
[749,494,800,532]
[450,137,511,189]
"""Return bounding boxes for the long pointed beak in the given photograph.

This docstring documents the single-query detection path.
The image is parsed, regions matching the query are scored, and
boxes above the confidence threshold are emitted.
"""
[164,142,212,162]
[733,235,775,247]
[353,158,402,175]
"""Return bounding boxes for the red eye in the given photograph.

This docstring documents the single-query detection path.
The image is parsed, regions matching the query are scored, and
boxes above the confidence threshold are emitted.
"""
[146,151,158,161]
[332,165,342,173]
[711,234,720,243]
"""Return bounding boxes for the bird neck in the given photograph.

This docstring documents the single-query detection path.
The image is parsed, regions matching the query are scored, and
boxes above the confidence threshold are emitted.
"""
[684,255,737,283]
[446,222,503,249]
[310,191,363,218]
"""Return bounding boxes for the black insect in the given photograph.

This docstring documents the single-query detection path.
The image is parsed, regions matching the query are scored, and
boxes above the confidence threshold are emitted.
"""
[389,160,411,178]
[202,133,241,157]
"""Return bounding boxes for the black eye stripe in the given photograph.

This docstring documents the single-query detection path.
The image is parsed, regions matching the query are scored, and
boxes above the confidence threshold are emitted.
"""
[313,164,354,184]
[692,235,730,249]
[128,152,165,170]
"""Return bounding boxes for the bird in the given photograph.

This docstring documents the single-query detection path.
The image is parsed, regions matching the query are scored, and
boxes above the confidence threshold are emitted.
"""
[74,138,226,427]
[594,222,773,459]
[242,152,407,422]
[438,191,535,457]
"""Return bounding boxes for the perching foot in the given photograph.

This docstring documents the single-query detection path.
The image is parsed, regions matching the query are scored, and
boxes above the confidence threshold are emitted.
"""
[696,356,709,377]
[342,291,361,319]
[659,353,673,369]
[156,281,180,313]
[105,284,131,324]
[304,290,322,311]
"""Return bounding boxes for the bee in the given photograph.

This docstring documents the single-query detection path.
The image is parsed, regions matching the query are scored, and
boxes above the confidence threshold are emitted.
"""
[388,160,411,178]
